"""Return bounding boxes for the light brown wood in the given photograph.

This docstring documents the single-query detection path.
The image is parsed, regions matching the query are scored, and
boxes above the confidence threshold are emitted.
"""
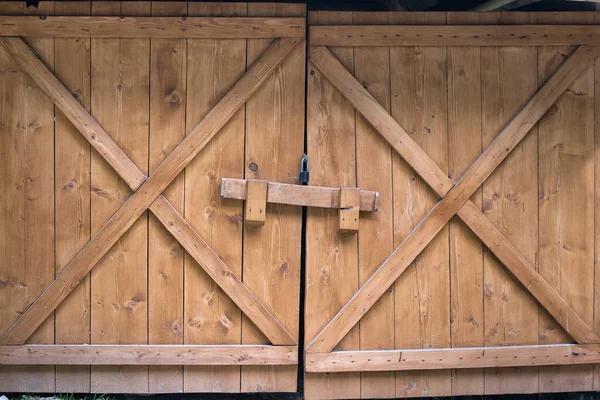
[310,43,600,348]
[241,3,305,392]
[0,345,297,366]
[338,187,360,233]
[309,24,600,46]
[53,1,92,394]
[89,2,150,392]
[305,344,600,373]
[0,36,301,346]
[0,16,305,38]
[0,1,55,392]
[0,36,147,191]
[306,44,600,354]
[447,11,484,396]
[221,178,379,211]
[245,180,268,226]
[304,10,361,399]
[537,12,596,393]
[183,2,247,392]
[148,1,187,393]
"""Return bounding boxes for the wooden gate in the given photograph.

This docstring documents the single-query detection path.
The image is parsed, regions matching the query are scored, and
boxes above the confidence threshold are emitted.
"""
[305,11,600,399]
[0,1,305,393]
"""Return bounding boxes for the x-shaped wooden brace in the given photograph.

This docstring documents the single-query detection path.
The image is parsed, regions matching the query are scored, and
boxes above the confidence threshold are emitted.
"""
[306,44,600,354]
[0,36,302,346]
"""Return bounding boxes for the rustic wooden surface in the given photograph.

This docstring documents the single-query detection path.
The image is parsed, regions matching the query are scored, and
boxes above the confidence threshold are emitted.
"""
[305,10,600,399]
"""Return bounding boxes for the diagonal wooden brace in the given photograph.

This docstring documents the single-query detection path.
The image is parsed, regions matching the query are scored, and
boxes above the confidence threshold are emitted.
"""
[306,44,600,353]
[0,36,302,346]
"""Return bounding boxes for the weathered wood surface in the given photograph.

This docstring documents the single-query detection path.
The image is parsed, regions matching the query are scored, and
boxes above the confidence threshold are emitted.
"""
[310,24,600,46]
[221,178,379,211]
[306,345,600,373]
[0,16,305,38]
[0,345,297,366]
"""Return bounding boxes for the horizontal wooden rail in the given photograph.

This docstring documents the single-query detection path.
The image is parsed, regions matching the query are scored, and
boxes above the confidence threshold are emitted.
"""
[0,16,305,38]
[306,344,600,373]
[221,178,379,212]
[309,25,600,46]
[0,345,297,366]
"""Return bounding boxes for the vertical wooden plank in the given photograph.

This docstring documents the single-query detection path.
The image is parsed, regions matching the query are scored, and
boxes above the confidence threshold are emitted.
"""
[242,2,305,393]
[184,2,246,393]
[0,1,55,392]
[389,11,451,398]
[148,1,186,394]
[538,11,595,393]
[305,11,361,400]
[246,180,268,226]
[447,11,484,397]
[90,1,150,393]
[595,11,600,391]
[595,9,600,392]
[54,0,91,393]
[338,187,360,233]
[481,11,539,395]
[353,10,395,399]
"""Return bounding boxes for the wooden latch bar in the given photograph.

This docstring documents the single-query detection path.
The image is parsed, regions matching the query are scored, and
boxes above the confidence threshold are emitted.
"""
[221,178,378,231]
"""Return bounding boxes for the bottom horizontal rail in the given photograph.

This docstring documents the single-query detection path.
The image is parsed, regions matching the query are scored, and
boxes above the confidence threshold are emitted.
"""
[0,344,297,366]
[305,344,600,373]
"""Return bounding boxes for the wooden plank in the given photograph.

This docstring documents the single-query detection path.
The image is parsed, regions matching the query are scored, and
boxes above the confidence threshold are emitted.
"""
[148,1,186,394]
[54,0,91,393]
[0,345,297,365]
[388,11,451,398]
[242,3,305,392]
[305,344,600,373]
[89,1,150,393]
[596,12,600,392]
[353,11,395,399]
[245,180,268,226]
[538,11,596,393]
[0,37,146,191]
[309,24,600,46]
[221,178,379,211]
[0,35,301,346]
[306,44,600,355]
[0,1,55,392]
[310,41,600,348]
[480,12,539,395]
[338,187,360,233]
[447,11,484,397]
[184,2,246,392]
[305,10,361,400]
[0,16,305,38]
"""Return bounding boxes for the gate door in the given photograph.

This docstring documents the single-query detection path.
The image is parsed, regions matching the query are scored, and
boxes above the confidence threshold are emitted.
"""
[305,11,600,399]
[0,2,305,393]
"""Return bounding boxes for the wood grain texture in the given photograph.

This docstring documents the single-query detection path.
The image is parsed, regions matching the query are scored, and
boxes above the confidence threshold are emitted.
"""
[148,1,186,393]
[309,24,600,46]
[305,11,361,400]
[447,11,484,397]
[245,180,268,226]
[353,11,395,399]
[0,345,297,366]
[0,16,305,38]
[54,1,92,393]
[305,344,600,372]
[0,1,56,392]
[0,34,301,347]
[389,12,451,398]
[596,12,600,391]
[89,1,150,393]
[242,3,305,392]
[538,12,596,393]
[221,178,379,211]
[306,43,600,356]
[184,2,246,391]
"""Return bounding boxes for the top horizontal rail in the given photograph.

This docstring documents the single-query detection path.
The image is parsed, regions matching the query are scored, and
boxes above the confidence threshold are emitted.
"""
[309,25,600,46]
[0,16,305,38]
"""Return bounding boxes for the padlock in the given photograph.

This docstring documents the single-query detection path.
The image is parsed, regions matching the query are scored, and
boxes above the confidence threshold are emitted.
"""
[299,154,309,184]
